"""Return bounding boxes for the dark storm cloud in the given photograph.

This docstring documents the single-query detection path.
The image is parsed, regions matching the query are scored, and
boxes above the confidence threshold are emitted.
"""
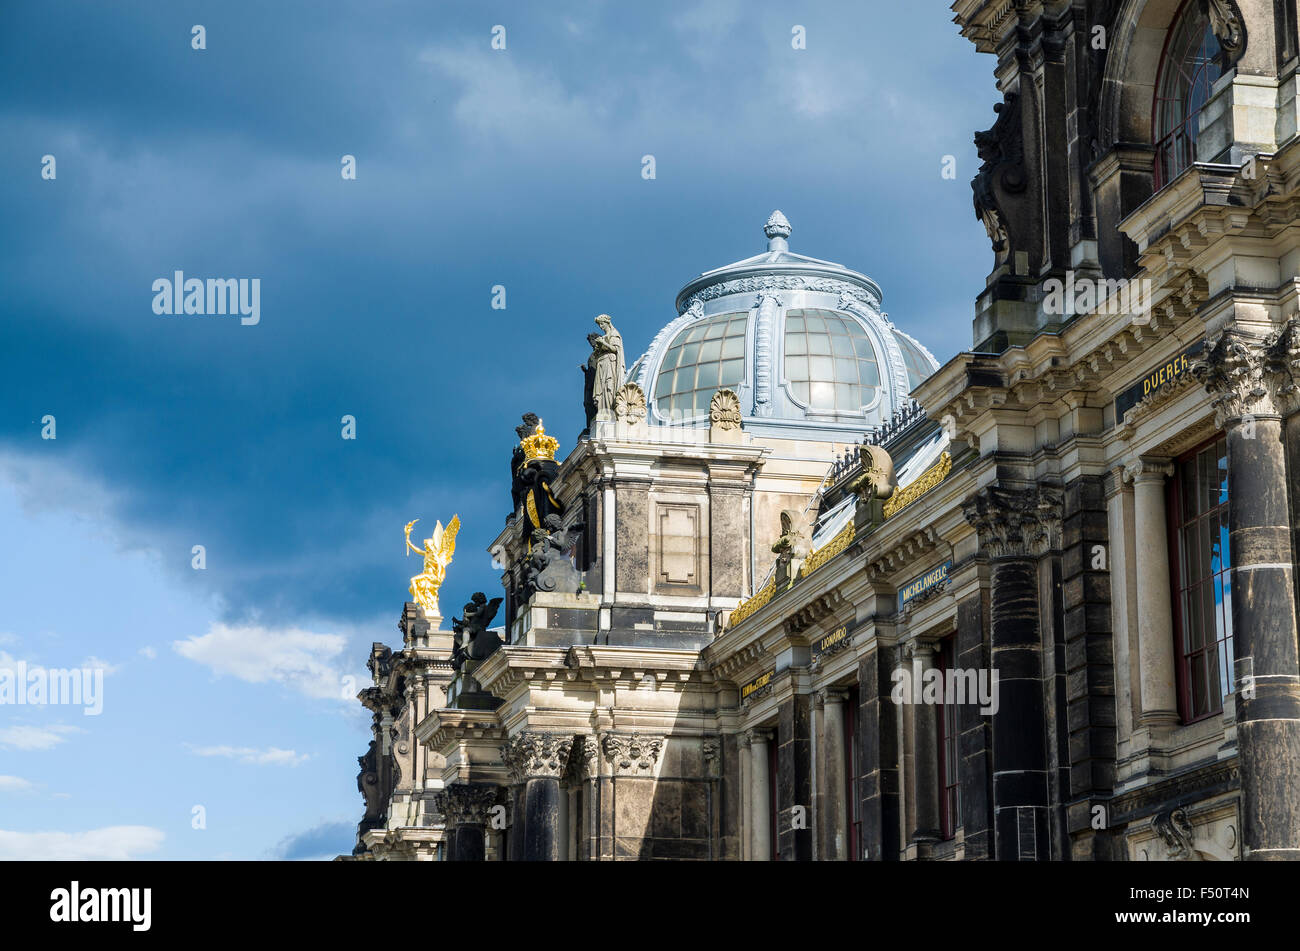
[0,1,994,626]
[272,819,356,860]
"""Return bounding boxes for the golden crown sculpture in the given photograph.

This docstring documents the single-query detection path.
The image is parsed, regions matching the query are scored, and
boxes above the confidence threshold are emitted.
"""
[520,421,559,464]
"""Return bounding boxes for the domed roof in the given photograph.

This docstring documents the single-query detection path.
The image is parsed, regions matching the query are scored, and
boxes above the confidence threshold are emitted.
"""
[629,212,938,439]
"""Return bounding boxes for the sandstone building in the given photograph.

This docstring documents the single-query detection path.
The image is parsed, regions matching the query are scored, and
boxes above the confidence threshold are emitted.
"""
[348,0,1300,861]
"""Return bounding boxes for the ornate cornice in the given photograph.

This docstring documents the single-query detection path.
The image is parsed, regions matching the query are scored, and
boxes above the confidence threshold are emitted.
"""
[961,485,1063,560]
[431,782,498,827]
[726,577,776,630]
[601,732,664,776]
[803,520,856,576]
[883,452,952,519]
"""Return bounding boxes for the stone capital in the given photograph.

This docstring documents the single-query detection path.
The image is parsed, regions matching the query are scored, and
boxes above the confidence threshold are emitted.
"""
[1122,456,1174,486]
[601,732,664,776]
[1264,317,1300,418]
[815,688,850,708]
[431,782,498,827]
[500,732,574,784]
[961,485,1063,560]
[1192,328,1282,426]
[744,728,773,747]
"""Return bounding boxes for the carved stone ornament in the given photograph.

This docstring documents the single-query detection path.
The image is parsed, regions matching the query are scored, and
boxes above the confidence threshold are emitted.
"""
[1151,807,1197,861]
[972,92,1026,268]
[601,732,664,775]
[432,783,498,827]
[1191,329,1277,426]
[614,382,647,425]
[561,735,597,785]
[689,275,879,310]
[1207,0,1246,67]
[709,388,742,431]
[961,485,1063,560]
[500,732,574,783]
[1264,317,1300,417]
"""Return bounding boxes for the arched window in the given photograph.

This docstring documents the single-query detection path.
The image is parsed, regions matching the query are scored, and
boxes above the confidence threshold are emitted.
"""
[1153,1,1223,189]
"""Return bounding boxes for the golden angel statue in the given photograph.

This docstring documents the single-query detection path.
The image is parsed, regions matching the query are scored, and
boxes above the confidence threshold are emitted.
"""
[404,515,460,619]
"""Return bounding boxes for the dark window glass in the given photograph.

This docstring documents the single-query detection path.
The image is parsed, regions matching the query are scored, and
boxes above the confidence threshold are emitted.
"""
[1169,435,1233,721]
[937,637,961,840]
[1154,1,1223,188]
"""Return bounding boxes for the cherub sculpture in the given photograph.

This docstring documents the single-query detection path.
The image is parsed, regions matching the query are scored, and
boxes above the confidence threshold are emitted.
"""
[450,592,505,669]
[404,515,460,618]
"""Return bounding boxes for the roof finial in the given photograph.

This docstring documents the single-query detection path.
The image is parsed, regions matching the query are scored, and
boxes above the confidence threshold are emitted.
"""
[764,210,791,252]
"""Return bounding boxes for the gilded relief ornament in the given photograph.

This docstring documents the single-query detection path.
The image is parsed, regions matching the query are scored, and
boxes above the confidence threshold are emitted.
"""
[404,515,460,619]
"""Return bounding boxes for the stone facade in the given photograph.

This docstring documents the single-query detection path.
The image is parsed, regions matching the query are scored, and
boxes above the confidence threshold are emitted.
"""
[346,0,1300,860]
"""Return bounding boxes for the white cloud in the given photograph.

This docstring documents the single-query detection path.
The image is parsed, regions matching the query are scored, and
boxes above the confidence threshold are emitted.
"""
[172,622,349,702]
[418,44,609,146]
[0,633,17,646]
[0,724,83,751]
[0,826,164,860]
[187,745,309,767]
[0,776,35,793]
[138,646,157,660]
[82,655,121,675]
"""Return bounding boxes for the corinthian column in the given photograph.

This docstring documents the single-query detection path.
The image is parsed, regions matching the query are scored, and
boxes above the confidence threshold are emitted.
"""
[432,783,498,862]
[962,484,1061,861]
[500,732,574,861]
[1195,329,1300,860]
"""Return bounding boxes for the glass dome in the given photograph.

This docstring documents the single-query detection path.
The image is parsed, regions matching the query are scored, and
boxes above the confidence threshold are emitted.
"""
[783,309,882,413]
[653,312,747,419]
[631,211,940,439]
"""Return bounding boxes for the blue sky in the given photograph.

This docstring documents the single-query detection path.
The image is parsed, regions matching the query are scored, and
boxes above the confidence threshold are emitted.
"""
[0,0,993,859]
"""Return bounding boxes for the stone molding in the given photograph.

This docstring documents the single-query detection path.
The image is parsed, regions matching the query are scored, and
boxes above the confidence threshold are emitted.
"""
[601,732,664,776]
[961,485,1063,560]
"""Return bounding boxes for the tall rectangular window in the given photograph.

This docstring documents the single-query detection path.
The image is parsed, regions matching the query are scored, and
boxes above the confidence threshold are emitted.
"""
[1169,435,1234,721]
[937,637,961,840]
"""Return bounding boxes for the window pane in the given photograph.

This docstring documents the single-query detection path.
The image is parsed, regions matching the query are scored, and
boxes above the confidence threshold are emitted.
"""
[720,358,744,384]
[786,356,807,380]
[810,380,835,408]
[722,335,745,359]
[787,334,806,355]
[809,334,831,355]
[831,334,855,357]
[696,362,719,390]
[699,339,721,362]
[859,359,881,386]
